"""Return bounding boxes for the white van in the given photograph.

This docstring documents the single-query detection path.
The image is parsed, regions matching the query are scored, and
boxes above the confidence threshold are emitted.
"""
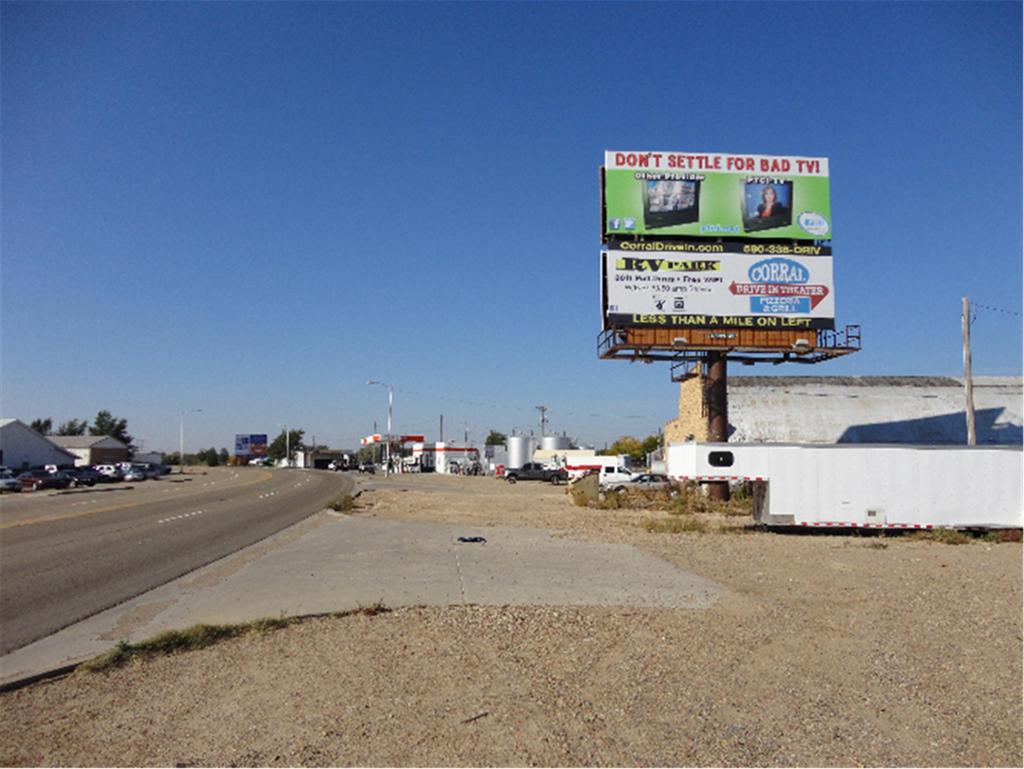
[566,456,633,488]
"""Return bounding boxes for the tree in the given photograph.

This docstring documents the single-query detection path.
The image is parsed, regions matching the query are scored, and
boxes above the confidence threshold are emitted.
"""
[203,447,220,467]
[641,434,662,456]
[30,418,52,435]
[267,429,305,462]
[601,434,663,464]
[89,410,135,451]
[485,430,507,446]
[56,419,88,436]
[218,448,229,465]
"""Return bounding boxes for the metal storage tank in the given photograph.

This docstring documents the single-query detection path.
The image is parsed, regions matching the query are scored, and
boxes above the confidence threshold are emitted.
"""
[506,436,534,469]
[539,435,572,452]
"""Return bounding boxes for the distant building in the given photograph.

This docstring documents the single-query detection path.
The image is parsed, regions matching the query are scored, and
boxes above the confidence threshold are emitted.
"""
[0,419,79,470]
[49,435,131,467]
[665,375,1022,446]
[133,451,165,466]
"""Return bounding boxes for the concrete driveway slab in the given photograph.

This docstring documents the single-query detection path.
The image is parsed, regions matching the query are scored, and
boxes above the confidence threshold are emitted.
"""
[0,512,724,687]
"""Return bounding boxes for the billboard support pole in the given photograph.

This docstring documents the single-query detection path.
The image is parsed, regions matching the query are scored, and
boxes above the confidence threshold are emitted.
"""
[962,297,976,446]
[706,352,730,502]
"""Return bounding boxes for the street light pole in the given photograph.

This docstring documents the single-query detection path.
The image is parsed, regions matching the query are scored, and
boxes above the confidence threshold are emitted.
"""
[368,380,393,478]
[179,408,202,474]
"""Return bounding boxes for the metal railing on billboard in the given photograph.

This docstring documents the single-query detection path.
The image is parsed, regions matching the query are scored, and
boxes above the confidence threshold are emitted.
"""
[597,324,862,381]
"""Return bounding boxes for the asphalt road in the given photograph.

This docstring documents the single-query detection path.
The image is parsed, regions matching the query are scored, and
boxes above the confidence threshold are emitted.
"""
[0,466,352,654]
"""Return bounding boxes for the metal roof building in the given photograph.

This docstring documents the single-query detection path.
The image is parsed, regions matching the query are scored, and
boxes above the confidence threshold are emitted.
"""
[0,419,80,470]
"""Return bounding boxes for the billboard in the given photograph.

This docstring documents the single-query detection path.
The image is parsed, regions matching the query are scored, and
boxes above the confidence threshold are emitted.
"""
[603,150,831,241]
[234,433,269,456]
[602,249,835,330]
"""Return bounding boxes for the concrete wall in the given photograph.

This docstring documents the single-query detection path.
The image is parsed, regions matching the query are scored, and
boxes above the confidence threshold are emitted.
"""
[664,375,1022,446]
[663,366,707,446]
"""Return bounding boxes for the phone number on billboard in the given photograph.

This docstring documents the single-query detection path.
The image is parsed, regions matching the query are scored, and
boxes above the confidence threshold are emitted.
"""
[741,244,829,256]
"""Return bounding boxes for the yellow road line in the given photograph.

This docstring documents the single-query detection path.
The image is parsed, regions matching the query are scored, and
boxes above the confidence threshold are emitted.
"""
[0,470,275,530]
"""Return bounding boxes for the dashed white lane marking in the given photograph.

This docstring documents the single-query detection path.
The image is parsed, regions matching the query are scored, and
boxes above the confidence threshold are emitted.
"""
[158,510,205,524]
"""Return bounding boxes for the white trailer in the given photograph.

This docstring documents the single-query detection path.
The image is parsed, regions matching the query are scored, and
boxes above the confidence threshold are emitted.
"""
[666,442,1022,530]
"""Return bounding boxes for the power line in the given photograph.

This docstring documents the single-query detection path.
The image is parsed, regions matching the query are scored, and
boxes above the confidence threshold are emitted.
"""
[970,302,1022,318]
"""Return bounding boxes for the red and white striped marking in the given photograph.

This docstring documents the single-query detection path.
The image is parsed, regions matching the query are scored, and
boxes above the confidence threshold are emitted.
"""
[671,475,766,482]
[797,521,934,529]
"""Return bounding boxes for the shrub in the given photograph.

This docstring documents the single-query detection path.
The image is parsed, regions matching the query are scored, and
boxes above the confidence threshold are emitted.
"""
[328,494,355,512]
[909,528,973,545]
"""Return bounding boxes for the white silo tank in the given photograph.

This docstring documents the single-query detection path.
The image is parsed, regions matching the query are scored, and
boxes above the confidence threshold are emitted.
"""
[506,436,534,469]
[539,435,572,451]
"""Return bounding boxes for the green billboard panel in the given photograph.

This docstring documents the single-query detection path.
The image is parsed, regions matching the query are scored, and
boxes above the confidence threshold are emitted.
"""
[604,150,831,241]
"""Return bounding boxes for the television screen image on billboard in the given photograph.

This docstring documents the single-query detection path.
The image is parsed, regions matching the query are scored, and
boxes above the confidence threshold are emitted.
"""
[741,179,793,233]
[604,150,831,241]
[643,178,700,229]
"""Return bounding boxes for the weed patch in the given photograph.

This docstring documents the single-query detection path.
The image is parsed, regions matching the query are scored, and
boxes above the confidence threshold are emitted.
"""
[333,600,391,618]
[574,481,753,518]
[908,528,974,545]
[642,516,710,534]
[990,529,1023,543]
[328,494,355,512]
[80,617,297,672]
[670,483,752,517]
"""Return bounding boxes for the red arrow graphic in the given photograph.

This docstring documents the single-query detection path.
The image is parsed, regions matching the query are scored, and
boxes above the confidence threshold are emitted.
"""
[729,282,830,309]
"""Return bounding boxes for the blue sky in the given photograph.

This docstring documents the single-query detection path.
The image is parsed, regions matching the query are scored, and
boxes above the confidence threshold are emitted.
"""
[2,1,1021,453]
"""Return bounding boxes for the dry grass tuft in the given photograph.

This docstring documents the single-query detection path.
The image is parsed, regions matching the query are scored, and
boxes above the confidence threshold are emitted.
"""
[908,528,974,545]
[642,516,710,534]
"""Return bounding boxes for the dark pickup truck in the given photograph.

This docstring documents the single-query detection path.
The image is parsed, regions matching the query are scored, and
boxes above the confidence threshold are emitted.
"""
[504,462,568,485]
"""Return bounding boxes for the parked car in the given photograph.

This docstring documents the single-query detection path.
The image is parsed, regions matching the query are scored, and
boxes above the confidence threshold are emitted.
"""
[609,473,674,493]
[65,467,103,488]
[504,463,569,485]
[249,456,272,466]
[0,470,22,493]
[94,464,125,481]
[18,469,73,491]
[122,466,148,482]
[357,462,376,474]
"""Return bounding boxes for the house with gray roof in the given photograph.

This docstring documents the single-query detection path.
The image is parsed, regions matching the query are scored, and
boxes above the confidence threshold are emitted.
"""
[0,419,79,470]
[48,435,130,467]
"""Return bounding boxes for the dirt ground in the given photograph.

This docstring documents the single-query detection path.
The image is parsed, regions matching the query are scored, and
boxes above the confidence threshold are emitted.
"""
[1,475,1021,767]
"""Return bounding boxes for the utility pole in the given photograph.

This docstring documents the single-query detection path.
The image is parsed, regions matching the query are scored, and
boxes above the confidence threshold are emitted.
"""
[962,296,976,446]
[535,406,548,437]
[440,414,444,442]
[367,381,392,477]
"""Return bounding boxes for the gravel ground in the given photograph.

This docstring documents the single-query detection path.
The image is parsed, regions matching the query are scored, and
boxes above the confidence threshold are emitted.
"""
[1,475,1020,767]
